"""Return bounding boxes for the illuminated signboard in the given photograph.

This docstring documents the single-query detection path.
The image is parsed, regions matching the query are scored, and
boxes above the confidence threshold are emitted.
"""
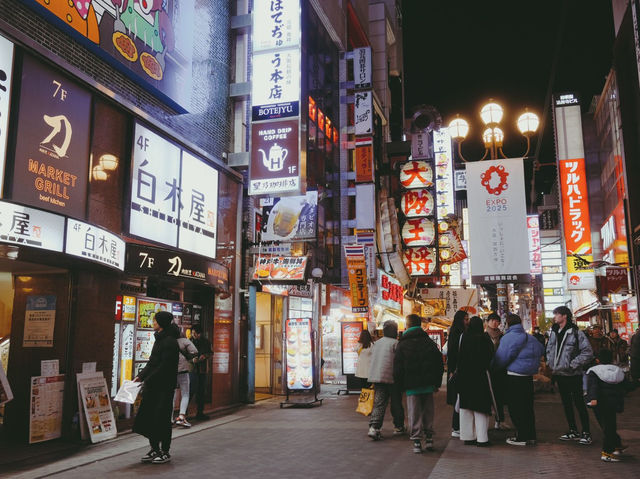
[401,189,435,217]
[378,270,403,310]
[403,247,437,276]
[433,129,454,219]
[402,218,435,246]
[66,219,125,270]
[527,215,542,275]
[400,161,433,189]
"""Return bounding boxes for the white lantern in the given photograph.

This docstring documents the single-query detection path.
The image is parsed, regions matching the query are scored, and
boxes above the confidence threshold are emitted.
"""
[403,247,436,276]
[402,218,435,246]
[400,161,433,189]
[401,189,435,217]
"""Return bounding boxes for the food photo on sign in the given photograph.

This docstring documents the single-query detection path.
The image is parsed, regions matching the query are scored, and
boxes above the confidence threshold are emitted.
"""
[285,318,313,390]
[261,192,318,241]
[252,256,308,281]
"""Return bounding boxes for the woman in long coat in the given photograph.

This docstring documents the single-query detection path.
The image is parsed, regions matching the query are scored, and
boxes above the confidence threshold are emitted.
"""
[133,311,179,464]
[457,316,495,446]
[447,310,469,437]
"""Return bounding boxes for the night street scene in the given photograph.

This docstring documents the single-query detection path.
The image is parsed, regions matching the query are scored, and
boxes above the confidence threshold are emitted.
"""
[2,0,640,477]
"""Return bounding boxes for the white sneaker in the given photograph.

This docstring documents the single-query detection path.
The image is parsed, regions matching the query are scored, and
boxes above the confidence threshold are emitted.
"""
[368,426,381,440]
[451,430,460,438]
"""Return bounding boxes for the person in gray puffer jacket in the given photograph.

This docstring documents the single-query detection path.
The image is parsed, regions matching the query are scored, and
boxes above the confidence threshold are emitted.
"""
[546,306,593,444]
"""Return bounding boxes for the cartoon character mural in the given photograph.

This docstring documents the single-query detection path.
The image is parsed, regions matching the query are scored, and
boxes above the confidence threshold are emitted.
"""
[29,0,191,109]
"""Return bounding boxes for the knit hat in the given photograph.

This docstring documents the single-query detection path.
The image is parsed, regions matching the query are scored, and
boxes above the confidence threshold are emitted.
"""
[154,311,174,330]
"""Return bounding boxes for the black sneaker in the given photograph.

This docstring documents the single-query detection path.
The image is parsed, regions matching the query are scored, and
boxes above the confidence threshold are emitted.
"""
[558,430,579,441]
[412,440,422,453]
[424,437,434,451]
[579,432,592,445]
[141,449,159,463]
[152,452,171,464]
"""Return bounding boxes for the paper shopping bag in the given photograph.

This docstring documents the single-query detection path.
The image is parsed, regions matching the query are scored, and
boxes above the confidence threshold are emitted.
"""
[356,386,375,416]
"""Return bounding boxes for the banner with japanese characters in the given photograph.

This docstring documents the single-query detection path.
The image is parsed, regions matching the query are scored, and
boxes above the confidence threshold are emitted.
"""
[253,0,301,52]
[0,200,65,252]
[355,137,374,183]
[261,191,317,241]
[66,219,125,271]
[344,245,369,314]
[433,130,455,219]
[378,271,403,311]
[419,287,479,317]
[527,215,542,275]
[353,47,372,89]
[466,159,530,284]
[252,48,301,121]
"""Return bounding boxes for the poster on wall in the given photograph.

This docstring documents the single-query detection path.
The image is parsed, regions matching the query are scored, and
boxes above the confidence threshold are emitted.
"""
[135,330,155,361]
[122,296,136,321]
[341,322,363,375]
[466,159,530,284]
[12,55,91,218]
[78,375,117,443]
[29,374,64,443]
[0,200,65,252]
[285,318,313,390]
[0,33,14,198]
[261,192,317,241]
[213,322,231,374]
[23,295,57,347]
[23,0,195,111]
[137,299,171,329]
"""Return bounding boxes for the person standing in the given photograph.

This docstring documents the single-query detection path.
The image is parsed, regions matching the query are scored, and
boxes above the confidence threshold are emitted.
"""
[173,328,198,427]
[485,313,506,429]
[604,329,628,366]
[367,321,405,440]
[546,306,594,444]
[493,313,544,446]
[134,311,179,464]
[394,314,444,453]
[630,328,640,382]
[457,316,495,447]
[588,325,607,358]
[355,329,374,388]
[190,324,213,420]
[585,349,626,462]
[446,310,469,438]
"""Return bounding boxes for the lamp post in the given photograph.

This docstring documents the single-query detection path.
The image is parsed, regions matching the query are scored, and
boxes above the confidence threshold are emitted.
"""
[447,101,540,318]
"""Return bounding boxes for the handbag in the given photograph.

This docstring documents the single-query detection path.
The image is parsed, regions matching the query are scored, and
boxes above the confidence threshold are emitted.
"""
[356,386,375,416]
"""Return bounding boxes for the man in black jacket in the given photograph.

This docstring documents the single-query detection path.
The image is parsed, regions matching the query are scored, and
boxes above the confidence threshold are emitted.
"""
[394,314,444,453]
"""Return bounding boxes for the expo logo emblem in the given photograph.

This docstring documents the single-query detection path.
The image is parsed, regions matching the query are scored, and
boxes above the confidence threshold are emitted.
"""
[480,165,509,196]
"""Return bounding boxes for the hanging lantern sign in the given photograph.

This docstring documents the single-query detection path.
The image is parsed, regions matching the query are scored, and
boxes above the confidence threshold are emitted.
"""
[401,189,435,217]
[400,161,433,189]
[402,247,436,276]
[402,218,435,246]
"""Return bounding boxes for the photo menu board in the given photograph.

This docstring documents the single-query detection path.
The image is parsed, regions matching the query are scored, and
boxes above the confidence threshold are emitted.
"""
[341,322,363,375]
[285,318,313,390]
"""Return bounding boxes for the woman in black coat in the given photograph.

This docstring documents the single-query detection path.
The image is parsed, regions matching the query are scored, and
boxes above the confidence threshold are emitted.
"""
[447,310,469,436]
[133,311,179,464]
[457,316,495,446]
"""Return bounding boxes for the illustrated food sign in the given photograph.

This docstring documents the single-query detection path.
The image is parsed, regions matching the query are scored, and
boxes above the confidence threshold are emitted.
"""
[553,93,595,290]
[252,256,308,281]
[24,0,195,111]
[0,33,14,198]
[400,161,433,189]
[403,246,436,276]
[341,322,363,375]
[261,191,317,241]
[466,159,530,284]
[66,219,125,271]
[251,0,300,121]
[527,215,542,275]
[0,200,65,252]
[433,129,454,219]
[285,318,313,390]
[249,119,301,196]
[378,271,403,310]
[130,122,218,259]
[12,55,91,218]
[345,245,369,314]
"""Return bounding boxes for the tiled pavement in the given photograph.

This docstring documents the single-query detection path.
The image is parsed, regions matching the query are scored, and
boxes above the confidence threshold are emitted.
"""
[6,387,640,478]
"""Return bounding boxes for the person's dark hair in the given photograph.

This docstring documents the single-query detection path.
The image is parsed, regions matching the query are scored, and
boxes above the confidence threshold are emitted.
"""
[506,313,522,327]
[383,320,398,338]
[467,316,484,335]
[597,348,613,365]
[553,305,572,321]
[486,312,501,322]
[451,310,468,334]
[406,314,422,329]
[192,324,203,334]
[358,329,373,348]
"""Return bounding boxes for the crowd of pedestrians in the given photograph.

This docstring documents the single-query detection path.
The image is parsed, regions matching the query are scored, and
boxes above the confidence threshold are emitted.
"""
[356,306,638,462]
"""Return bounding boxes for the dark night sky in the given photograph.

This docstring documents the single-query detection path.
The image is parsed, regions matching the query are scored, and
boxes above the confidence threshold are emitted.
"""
[402,0,615,196]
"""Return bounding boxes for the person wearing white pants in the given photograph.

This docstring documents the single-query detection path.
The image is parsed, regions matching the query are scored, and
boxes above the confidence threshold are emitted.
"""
[173,333,198,427]
[459,408,490,444]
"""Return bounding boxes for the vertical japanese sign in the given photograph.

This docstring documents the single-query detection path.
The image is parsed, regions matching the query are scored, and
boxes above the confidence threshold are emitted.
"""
[378,271,403,310]
[12,55,91,218]
[253,0,300,51]
[344,245,369,314]
[433,129,454,219]
[285,318,313,390]
[341,322,363,375]
[411,131,430,159]
[0,33,14,198]
[354,91,373,135]
[355,137,374,183]
[23,295,57,347]
[120,323,135,386]
[553,93,595,290]
[65,219,126,270]
[130,122,218,258]
[251,49,301,120]
[527,215,542,275]
[353,47,372,89]
[29,374,64,443]
[356,230,377,281]
[466,159,530,283]
[213,322,232,374]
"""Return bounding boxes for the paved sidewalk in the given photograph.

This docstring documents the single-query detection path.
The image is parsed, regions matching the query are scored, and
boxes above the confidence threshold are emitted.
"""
[4,387,640,478]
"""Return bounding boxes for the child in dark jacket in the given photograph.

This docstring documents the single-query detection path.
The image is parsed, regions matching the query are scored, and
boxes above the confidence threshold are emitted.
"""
[585,349,626,462]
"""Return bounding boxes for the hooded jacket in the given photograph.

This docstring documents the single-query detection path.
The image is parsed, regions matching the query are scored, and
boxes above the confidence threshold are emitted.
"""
[393,327,444,392]
[546,321,593,376]
[177,337,199,373]
[585,364,625,412]
[367,336,397,384]
[493,324,544,376]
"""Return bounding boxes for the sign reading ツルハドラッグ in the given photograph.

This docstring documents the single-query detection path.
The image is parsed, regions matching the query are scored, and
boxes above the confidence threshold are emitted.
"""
[22,0,195,111]
[12,55,91,219]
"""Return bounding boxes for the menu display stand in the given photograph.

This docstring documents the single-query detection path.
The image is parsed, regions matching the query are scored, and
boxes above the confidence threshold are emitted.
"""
[337,322,364,395]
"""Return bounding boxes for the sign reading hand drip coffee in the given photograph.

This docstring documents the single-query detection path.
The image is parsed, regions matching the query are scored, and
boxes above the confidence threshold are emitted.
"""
[11,55,91,219]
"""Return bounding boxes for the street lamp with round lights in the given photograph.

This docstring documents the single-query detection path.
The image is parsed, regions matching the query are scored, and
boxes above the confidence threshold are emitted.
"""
[480,102,504,126]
